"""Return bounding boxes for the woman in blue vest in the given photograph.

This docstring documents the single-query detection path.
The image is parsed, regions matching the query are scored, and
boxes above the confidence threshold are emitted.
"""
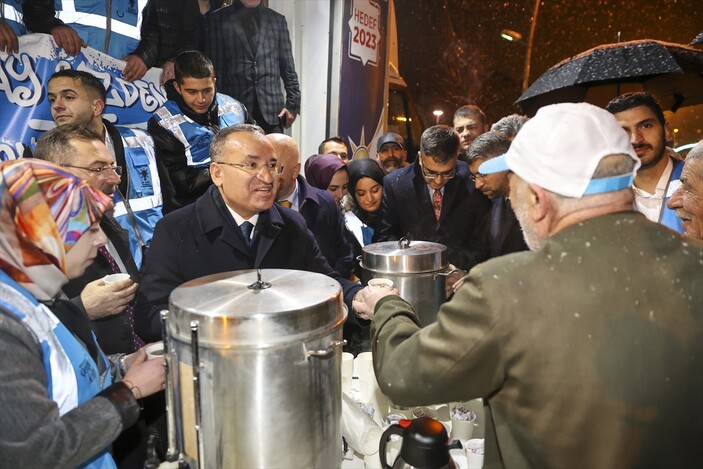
[0,159,165,468]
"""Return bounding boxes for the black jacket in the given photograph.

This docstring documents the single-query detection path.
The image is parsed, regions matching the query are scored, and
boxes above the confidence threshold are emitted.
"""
[293,175,354,279]
[147,80,248,213]
[135,186,364,341]
[374,161,492,271]
[138,0,202,68]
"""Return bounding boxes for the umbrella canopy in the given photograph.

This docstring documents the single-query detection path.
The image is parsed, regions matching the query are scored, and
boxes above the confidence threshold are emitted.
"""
[691,32,703,45]
[516,39,703,116]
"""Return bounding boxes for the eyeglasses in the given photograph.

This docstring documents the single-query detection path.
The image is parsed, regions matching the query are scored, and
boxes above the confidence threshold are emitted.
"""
[420,159,456,181]
[62,164,122,177]
[469,172,487,183]
[217,160,284,177]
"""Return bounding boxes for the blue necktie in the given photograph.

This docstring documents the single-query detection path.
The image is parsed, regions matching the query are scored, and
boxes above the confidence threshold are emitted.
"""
[240,221,255,248]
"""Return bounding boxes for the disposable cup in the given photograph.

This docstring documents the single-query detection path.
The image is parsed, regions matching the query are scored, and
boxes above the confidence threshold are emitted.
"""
[450,405,477,441]
[103,273,130,284]
[145,342,165,360]
[368,278,394,289]
[466,438,485,469]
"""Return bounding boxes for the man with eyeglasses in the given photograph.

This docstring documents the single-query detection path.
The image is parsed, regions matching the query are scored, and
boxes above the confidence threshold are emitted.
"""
[468,132,528,258]
[33,123,155,469]
[135,124,366,342]
[149,50,248,214]
[43,68,162,269]
[374,125,491,273]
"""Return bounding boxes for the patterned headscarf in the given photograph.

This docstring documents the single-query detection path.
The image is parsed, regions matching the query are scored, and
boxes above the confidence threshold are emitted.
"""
[0,159,113,301]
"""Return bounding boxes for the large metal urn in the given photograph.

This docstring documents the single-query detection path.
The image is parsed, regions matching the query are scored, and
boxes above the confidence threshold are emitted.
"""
[164,269,346,468]
[359,239,451,326]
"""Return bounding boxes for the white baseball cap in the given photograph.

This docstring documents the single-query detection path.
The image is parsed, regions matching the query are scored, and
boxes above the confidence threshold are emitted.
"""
[479,102,640,198]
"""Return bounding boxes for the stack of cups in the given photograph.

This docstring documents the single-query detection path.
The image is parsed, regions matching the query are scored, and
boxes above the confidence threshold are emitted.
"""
[450,404,477,442]
[466,438,484,469]
[341,352,354,397]
[354,352,388,426]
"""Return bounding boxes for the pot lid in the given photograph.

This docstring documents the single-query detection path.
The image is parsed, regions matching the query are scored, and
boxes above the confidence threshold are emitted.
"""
[361,238,447,273]
[168,269,345,347]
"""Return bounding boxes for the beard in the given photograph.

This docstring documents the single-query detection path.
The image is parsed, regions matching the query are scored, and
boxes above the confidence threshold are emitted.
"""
[510,184,544,251]
[381,156,402,172]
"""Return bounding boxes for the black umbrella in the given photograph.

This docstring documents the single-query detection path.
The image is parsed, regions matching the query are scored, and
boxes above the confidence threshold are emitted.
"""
[516,39,703,116]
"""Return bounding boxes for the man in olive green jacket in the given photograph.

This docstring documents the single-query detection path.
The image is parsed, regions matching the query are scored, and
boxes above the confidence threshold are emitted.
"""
[354,103,703,469]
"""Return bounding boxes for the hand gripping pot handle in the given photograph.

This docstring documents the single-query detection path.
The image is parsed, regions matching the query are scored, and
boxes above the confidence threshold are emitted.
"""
[379,423,405,469]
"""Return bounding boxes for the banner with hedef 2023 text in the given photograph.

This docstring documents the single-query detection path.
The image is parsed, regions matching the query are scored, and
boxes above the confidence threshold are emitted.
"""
[0,33,166,161]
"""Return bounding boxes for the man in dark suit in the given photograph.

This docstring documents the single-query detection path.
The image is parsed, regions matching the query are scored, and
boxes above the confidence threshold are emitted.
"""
[205,0,300,134]
[135,124,364,342]
[268,133,354,279]
[374,125,491,272]
[468,131,529,258]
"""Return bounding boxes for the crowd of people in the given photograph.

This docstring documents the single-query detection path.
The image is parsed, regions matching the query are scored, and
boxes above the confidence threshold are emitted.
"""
[1,1,703,468]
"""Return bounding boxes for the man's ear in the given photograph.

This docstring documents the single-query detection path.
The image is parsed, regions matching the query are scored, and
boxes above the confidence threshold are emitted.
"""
[664,121,674,148]
[210,162,223,187]
[528,183,550,222]
[93,98,105,116]
[292,162,301,179]
[173,80,182,95]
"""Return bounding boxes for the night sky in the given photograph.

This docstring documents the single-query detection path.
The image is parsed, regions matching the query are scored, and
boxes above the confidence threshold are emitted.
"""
[396,0,703,145]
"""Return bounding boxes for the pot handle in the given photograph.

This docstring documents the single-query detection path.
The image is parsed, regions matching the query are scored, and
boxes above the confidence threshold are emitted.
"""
[379,424,404,469]
[434,267,462,278]
[307,339,347,359]
[398,237,411,249]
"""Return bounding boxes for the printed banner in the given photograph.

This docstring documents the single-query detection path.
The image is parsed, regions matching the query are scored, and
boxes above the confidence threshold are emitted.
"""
[338,0,388,160]
[0,33,166,161]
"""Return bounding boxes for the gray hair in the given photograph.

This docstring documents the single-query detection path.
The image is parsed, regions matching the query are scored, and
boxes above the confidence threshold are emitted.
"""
[490,114,529,141]
[467,132,510,164]
[686,140,703,161]
[33,124,103,165]
[210,123,265,162]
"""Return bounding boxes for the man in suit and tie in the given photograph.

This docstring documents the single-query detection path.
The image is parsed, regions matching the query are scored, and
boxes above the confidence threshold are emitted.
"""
[374,125,491,272]
[205,0,300,133]
[135,124,365,342]
[268,133,354,279]
[468,131,529,258]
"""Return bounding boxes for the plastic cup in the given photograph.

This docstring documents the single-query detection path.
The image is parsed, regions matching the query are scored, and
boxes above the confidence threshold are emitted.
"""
[103,273,130,284]
[411,406,438,420]
[145,342,165,360]
[466,438,484,469]
[368,278,394,289]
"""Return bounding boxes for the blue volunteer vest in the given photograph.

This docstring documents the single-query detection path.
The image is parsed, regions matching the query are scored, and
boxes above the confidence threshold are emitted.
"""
[1,0,25,35]
[153,93,247,168]
[54,0,147,58]
[112,126,163,268]
[660,158,685,233]
[0,270,115,469]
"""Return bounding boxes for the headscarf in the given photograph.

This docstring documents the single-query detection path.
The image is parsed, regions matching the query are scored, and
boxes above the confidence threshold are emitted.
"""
[347,158,385,227]
[304,153,347,190]
[0,159,113,301]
